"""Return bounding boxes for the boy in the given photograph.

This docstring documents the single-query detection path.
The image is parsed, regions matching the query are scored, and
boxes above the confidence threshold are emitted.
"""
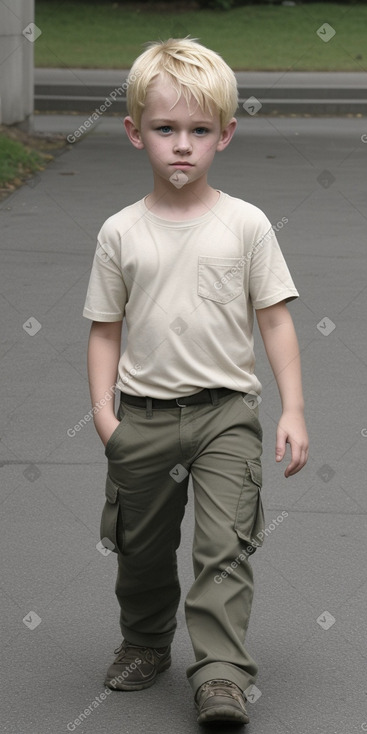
[83,38,308,726]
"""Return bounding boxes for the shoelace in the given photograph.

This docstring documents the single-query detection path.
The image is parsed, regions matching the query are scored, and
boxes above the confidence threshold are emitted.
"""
[114,642,145,660]
[114,641,167,663]
[201,680,243,698]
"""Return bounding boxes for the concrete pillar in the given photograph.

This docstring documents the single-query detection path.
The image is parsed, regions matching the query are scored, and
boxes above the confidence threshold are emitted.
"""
[0,0,35,127]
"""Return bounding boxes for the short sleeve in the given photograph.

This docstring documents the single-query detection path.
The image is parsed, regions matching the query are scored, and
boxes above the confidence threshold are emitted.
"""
[83,223,127,322]
[248,214,299,309]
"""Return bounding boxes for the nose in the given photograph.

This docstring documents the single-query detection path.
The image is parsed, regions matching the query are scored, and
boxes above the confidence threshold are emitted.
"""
[173,132,192,154]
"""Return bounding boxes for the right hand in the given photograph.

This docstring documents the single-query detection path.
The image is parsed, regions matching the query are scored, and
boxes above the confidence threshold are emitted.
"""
[95,415,121,447]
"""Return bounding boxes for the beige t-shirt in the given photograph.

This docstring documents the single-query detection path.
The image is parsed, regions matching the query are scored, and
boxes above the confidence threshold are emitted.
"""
[83,191,299,398]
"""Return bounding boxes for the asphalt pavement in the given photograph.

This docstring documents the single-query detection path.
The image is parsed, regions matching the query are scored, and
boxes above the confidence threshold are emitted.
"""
[1,111,367,734]
[34,69,367,115]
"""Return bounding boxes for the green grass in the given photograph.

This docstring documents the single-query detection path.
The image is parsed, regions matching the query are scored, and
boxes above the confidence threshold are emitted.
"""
[0,127,66,199]
[34,2,367,70]
[0,135,44,187]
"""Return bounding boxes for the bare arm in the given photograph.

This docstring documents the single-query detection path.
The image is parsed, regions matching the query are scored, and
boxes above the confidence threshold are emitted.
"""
[256,301,309,477]
[87,320,122,446]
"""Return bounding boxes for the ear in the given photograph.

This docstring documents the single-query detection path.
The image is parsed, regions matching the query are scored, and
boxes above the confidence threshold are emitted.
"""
[216,118,237,152]
[124,116,145,150]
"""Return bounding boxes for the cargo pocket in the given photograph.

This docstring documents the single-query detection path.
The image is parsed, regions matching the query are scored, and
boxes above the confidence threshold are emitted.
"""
[234,459,265,555]
[100,474,123,554]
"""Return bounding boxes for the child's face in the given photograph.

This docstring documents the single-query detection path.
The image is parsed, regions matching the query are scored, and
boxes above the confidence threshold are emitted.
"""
[128,76,235,188]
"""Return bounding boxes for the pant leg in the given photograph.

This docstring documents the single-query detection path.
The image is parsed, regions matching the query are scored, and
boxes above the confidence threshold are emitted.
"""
[100,401,190,649]
[184,392,264,694]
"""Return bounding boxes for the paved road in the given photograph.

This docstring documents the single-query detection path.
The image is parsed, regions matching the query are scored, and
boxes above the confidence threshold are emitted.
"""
[1,114,367,734]
[34,69,367,115]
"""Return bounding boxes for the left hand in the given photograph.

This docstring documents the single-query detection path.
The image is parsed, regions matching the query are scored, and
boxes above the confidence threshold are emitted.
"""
[275,409,309,477]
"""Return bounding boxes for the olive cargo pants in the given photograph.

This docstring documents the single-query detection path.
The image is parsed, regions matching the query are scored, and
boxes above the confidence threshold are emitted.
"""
[100,389,265,694]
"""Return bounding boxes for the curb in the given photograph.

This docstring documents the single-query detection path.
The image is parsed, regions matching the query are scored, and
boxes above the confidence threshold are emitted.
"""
[34,70,367,117]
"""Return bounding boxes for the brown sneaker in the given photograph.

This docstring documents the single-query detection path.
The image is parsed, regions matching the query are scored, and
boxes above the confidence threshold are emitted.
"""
[104,640,171,691]
[195,679,249,725]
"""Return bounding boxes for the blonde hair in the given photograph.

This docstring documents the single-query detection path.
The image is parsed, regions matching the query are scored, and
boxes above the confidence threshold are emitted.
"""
[126,38,238,130]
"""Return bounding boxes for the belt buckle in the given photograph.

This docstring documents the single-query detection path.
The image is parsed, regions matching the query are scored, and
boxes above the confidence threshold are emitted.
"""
[175,397,187,407]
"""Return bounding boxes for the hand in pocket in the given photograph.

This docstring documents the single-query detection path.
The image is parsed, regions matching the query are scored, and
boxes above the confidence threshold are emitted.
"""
[98,416,121,447]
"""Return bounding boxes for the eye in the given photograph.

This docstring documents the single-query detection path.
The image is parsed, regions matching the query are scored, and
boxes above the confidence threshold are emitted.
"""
[157,126,172,134]
[194,127,209,135]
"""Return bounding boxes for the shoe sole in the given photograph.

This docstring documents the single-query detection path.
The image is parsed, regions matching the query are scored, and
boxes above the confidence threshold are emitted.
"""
[104,656,171,691]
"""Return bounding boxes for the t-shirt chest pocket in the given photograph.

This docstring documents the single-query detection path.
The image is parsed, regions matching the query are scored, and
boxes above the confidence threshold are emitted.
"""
[197,256,244,304]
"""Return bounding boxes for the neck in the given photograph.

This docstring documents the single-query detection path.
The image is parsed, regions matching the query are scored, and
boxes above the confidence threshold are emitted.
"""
[145,173,219,220]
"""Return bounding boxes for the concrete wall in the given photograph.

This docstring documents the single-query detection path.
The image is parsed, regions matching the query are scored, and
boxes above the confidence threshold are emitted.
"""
[0,0,35,126]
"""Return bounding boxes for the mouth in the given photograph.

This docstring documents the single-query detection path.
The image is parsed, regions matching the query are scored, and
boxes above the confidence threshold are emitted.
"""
[171,162,194,168]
